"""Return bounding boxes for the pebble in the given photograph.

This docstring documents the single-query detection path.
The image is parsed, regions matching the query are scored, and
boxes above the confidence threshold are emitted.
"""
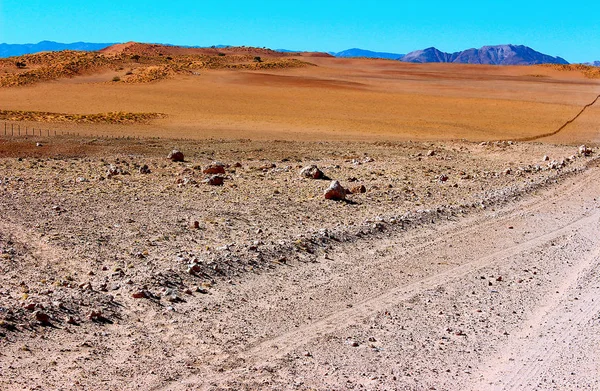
[324,180,347,201]
[300,165,325,179]
[204,175,224,186]
[203,162,226,175]
[168,150,184,162]
[33,311,50,324]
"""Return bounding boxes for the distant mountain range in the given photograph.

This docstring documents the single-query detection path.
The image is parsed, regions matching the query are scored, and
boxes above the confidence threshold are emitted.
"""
[0,41,591,66]
[332,48,404,60]
[584,61,600,66]
[400,45,569,65]
[0,40,115,58]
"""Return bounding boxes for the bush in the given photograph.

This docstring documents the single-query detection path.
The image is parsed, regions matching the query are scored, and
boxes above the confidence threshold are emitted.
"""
[15,61,26,69]
[217,53,226,57]
[112,76,121,82]
[254,56,262,63]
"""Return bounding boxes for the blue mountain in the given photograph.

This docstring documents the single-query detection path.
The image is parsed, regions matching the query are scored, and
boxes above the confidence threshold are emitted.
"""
[0,41,115,58]
[334,48,404,60]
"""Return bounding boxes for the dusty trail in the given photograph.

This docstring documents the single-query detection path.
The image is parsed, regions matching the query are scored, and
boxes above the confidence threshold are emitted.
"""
[518,92,600,142]
[157,166,600,390]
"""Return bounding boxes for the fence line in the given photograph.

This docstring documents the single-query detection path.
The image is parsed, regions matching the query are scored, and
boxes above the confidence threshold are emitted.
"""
[1,122,166,141]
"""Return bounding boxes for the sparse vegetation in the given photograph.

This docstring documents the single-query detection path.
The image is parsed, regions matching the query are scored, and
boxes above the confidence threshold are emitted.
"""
[112,76,121,82]
[0,109,166,124]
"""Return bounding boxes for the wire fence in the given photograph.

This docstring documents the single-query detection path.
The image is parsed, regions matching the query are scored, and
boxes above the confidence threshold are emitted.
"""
[0,122,197,141]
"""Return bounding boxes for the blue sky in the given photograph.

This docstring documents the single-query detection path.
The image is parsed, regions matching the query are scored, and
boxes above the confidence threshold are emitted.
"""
[0,1,598,62]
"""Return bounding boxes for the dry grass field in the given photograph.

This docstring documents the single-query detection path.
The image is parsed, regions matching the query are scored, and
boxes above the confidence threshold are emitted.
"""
[1,45,600,390]
[1,47,599,143]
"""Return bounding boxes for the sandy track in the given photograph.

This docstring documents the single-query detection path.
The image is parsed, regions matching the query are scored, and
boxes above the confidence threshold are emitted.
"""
[151,165,600,390]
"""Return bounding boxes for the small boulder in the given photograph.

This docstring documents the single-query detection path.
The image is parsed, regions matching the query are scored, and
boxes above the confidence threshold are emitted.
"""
[139,164,151,174]
[324,180,347,200]
[300,165,324,179]
[578,145,592,156]
[168,150,184,162]
[204,175,224,186]
[132,290,149,299]
[33,311,50,324]
[203,162,226,175]
[350,184,367,194]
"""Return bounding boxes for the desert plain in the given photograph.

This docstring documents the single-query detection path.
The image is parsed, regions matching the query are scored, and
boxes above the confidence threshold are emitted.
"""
[0,45,600,390]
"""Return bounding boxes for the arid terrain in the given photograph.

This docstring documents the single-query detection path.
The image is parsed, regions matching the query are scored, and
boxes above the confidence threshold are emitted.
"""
[1,45,600,390]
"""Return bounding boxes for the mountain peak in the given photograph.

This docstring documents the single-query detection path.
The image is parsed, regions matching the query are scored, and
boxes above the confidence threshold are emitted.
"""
[401,45,568,65]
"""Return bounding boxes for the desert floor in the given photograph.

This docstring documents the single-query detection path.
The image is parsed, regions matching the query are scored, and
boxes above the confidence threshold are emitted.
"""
[1,57,600,390]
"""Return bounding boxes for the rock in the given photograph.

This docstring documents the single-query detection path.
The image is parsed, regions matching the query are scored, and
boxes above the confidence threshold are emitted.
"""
[65,315,77,325]
[579,145,592,156]
[132,290,148,299]
[324,180,346,201]
[168,150,184,162]
[187,263,202,275]
[300,165,324,179]
[33,311,50,324]
[88,310,102,320]
[203,162,226,175]
[192,221,200,229]
[542,155,550,161]
[139,164,151,174]
[439,174,449,182]
[427,150,436,157]
[259,163,276,170]
[350,184,367,194]
[204,175,224,186]
[36,142,43,147]
[233,162,243,168]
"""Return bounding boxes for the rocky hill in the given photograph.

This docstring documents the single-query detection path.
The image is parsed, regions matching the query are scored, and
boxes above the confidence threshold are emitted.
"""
[402,45,569,65]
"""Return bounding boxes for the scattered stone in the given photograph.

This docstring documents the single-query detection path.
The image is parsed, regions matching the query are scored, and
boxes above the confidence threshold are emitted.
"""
[204,175,224,186]
[33,311,50,324]
[192,221,200,229]
[203,162,226,175]
[65,315,77,325]
[88,310,102,321]
[438,174,449,182]
[324,180,347,201]
[350,185,367,194]
[139,164,151,174]
[168,150,184,162]
[427,150,436,157]
[579,145,592,156]
[36,142,43,147]
[76,177,88,183]
[233,162,243,168]
[542,155,550,161]
[132,290,149,299]
[300,165,325,179]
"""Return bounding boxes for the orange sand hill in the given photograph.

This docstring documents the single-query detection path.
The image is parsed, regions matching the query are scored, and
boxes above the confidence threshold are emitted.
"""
[1,52,599,143]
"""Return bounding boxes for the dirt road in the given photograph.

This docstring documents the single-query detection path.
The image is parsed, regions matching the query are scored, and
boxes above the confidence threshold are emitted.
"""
[1,148,599,390]
[166,167,600,390]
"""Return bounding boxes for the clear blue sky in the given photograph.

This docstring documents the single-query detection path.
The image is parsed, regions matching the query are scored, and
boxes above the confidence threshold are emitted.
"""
[0,1,598,62]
